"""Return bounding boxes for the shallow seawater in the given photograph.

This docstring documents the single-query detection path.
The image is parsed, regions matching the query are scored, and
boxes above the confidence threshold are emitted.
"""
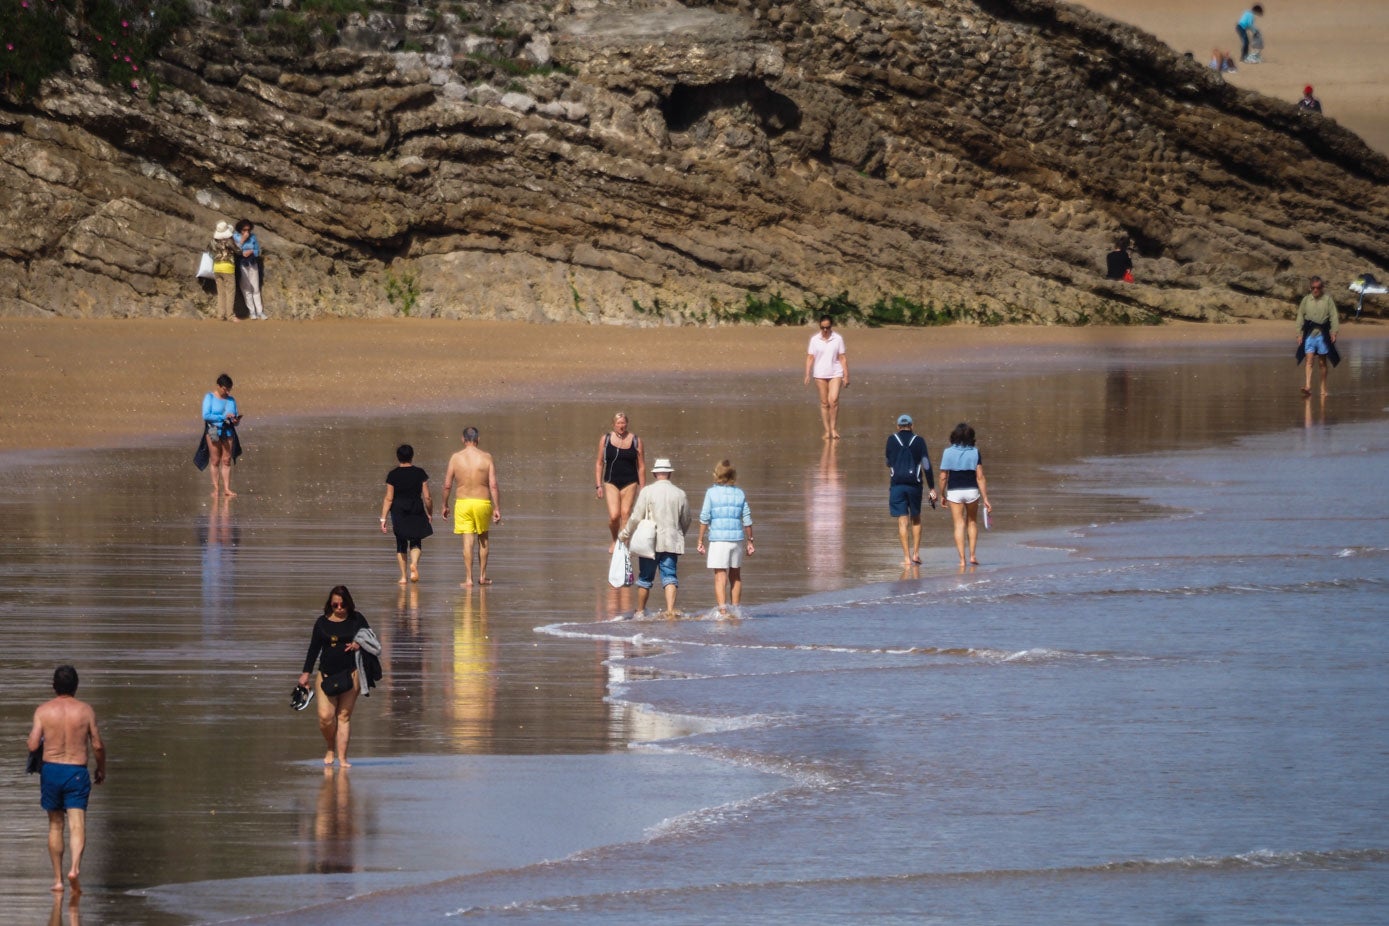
[1,336,1387,924]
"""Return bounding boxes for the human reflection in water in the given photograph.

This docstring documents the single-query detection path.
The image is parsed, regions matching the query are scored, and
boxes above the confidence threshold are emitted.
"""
[1304,392,1327,429]
[391,585,424,723]
[311,768,356,874]
[199,495,238,626]
[447,589,496,750]
[47,892,79,926]
[805,441,845,591]
[598,577,635,621]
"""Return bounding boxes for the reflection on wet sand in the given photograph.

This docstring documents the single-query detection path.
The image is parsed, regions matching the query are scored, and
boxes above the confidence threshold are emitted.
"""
[446,589,496,750]
[308,769,356,875]
[47,893,80,926]
[805,441,845,590]
[199,496,238,619]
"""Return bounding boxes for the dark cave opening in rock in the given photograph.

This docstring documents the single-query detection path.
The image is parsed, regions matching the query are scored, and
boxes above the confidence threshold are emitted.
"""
[659,78,802,137]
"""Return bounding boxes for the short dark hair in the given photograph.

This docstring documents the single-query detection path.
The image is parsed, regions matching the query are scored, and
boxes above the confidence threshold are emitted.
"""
[949,422,976,447]
[53,665,79,696]
[322,585,356,618]
[396,443,414,463]
[235,219,253,234]
[463,426,479,443]
[216,373,233,390]
[1252,4,1262,13]
[819,314,834,326]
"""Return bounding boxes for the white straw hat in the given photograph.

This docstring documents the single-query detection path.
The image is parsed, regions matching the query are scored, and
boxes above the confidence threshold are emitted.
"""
[213,221,234,240]
[651,457,675,473]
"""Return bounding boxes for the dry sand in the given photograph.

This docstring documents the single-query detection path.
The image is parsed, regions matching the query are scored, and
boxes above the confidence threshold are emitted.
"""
[1081,0,1389,156]
[5,317,1383,454]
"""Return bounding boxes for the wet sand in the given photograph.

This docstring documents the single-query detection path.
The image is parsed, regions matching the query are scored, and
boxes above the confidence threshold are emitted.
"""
[3,318,1388,923]
[1,316,1373,455]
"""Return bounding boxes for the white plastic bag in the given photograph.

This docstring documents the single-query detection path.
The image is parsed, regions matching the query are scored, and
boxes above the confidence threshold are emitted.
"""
[196,252,215,279]
[608,541,633,588]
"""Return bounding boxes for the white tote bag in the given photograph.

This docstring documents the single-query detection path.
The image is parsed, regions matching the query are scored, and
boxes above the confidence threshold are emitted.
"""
[628,518,657,559]
[196,252,216,279]
[608,541,633,588]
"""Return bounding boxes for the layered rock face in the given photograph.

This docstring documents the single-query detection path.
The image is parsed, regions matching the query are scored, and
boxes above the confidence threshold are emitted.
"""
[1,0,1386,322]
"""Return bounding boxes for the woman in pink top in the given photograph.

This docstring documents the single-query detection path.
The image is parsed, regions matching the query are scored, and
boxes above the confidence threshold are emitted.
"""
[803,315,849,440]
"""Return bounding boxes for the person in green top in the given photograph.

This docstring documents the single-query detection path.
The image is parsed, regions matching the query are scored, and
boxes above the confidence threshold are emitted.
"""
[1295,276,1340,397]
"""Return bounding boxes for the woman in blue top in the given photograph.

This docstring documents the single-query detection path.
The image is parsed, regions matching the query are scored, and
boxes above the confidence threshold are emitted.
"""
[201,373,242,497]
[939,422,991,568]
[233,219,266,320]
[696,459,755,618]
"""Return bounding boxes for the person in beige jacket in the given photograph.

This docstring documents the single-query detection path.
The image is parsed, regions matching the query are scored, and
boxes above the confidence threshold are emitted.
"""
[618,457,692,618]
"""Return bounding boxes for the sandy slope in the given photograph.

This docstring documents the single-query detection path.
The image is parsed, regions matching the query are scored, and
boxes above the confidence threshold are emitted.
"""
[1080,0,1389,156]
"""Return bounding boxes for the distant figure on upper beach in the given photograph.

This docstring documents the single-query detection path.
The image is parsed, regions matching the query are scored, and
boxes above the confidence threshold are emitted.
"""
[619,457,691,619]
[1296,275,1340,397]
[1298,85,1322,113]
[28,665,106,896]
[200,373,242,497]
[210,221,239,321]
[1236,5,1263,64]
[940,422,993,569]
[1106,236,1134,282]
[1209,48,1238,74]
[442,426,501,587]
[805,314,849,440]
[595,411,645,552]
[381,443,433,585]
[885,414,935,567]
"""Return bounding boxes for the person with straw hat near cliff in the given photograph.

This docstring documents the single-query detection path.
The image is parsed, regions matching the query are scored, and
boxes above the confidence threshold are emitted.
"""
[210,221,239,322]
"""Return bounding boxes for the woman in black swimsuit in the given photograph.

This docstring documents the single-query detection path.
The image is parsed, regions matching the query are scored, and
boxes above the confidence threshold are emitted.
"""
[595,411,645,550]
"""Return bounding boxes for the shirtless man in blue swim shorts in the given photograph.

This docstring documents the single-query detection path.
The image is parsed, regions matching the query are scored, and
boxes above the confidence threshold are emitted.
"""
[28,665,106,895]
[442,426,502,587]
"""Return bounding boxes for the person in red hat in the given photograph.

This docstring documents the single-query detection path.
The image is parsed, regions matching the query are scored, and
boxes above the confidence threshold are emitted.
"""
[1298,85,1322,113]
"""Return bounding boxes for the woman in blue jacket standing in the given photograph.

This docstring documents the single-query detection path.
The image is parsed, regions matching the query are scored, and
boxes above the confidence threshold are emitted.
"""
[696,459,755,618]
[201,373,241,497]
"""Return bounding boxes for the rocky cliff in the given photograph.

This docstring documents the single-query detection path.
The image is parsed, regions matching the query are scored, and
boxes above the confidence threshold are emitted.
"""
[2,0,1387,323]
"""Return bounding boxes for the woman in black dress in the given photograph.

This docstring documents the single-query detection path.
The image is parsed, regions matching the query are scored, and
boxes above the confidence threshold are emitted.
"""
[594,412,645,551]
[298,586,369,767]
[380,444,433,584]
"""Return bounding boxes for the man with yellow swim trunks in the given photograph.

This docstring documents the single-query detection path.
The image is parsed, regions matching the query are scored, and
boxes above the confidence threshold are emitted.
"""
[441,426,502,587]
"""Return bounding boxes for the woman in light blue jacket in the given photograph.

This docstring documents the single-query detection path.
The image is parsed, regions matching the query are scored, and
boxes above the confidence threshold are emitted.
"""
[696,459,755,617]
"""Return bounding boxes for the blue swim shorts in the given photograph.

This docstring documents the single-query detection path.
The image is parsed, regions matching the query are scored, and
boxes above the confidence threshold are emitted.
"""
[1304,331,1329,356]
[40,763,91,812]
[636,552,679,589]
[889,483,923,518]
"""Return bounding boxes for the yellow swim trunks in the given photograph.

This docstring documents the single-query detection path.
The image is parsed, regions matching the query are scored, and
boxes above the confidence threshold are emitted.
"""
[453,498,494,535]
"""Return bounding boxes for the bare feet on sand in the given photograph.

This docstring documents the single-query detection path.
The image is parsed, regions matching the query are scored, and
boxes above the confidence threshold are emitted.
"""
[68,871,81,894]
[323,751,335,766]
[462,578,493,587]
[397,577,408,586]
[410,568,419,582]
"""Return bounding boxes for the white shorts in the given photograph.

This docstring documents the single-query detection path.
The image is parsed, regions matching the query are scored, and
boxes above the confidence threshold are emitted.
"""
[946,488,981,505]
[706,541,744,570]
